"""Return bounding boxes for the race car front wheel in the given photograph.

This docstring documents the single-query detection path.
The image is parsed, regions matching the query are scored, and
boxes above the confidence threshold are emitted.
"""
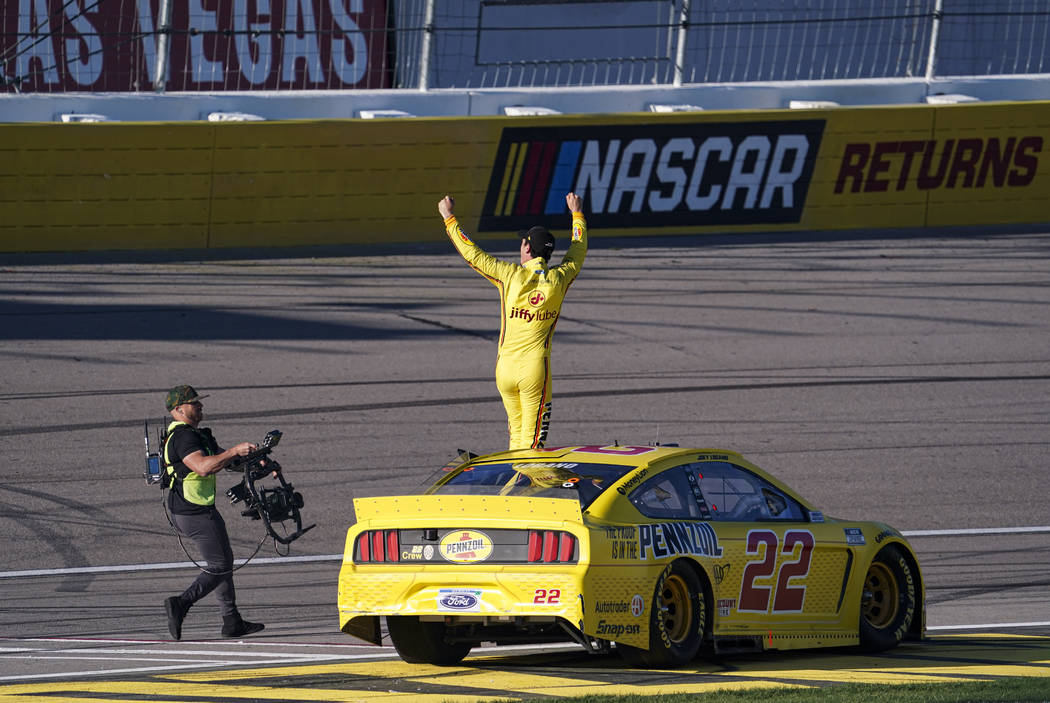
[618,560,707,668]
[859,544,917,652]
[386,616,472,665]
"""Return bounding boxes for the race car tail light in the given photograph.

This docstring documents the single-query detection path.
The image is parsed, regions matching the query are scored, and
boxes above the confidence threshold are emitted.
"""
[527,530,577,563]
[354,530,400,563]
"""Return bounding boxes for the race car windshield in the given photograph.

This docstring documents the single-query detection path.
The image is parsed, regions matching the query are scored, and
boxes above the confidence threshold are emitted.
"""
[427,461,633,508]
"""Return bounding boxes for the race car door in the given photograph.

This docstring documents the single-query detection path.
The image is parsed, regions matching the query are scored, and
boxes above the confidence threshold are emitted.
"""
[692,460,854,639]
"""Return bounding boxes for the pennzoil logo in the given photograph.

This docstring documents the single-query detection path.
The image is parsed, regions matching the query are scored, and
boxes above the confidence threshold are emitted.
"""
[440,530,494,563]
[479,121,824,231]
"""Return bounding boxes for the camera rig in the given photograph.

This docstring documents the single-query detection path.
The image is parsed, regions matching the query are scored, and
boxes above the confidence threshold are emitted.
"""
[144,422,314,546]
[223,430,315,545]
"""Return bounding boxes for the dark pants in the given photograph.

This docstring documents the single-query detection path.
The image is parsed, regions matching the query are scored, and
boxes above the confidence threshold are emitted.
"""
[171,508,237,618]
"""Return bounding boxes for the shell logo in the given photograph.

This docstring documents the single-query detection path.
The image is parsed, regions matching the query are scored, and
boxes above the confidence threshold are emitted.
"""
[440,530,494,563]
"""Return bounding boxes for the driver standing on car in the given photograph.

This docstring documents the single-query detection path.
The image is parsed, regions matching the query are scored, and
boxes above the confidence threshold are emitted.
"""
[161,384,265,640]
[439,193,587,450]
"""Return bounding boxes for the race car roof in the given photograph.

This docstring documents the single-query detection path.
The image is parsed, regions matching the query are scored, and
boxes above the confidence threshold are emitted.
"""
[467,445,745,468]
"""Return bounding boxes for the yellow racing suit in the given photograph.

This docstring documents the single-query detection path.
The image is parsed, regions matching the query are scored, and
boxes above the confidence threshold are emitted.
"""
[444,212,587,449]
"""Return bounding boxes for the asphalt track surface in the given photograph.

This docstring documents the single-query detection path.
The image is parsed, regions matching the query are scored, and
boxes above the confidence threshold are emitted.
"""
[1,228,1049,699]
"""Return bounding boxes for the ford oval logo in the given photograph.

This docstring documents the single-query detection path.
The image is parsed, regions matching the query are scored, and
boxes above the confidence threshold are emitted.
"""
[439,593,479,609]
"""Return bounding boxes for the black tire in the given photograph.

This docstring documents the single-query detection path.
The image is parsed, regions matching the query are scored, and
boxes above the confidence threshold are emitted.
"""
[859,545,917,652]
[618,560,707,668]
[386,616,472,665]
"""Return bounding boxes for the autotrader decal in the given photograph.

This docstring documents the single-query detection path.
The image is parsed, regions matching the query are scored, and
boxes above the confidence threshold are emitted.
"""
[638,522,723,560]
[480,121,824,231]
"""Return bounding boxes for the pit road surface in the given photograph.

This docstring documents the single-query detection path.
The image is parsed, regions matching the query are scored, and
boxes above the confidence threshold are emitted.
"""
[1,231,1048,695]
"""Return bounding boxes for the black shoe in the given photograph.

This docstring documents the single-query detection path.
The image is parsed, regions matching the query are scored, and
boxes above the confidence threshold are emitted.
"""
[221,615,264,638]
[165,596,188,641]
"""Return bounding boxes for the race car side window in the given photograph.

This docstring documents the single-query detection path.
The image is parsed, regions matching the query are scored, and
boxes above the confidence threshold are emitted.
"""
[629,466,703,519]
[696,462,805,522]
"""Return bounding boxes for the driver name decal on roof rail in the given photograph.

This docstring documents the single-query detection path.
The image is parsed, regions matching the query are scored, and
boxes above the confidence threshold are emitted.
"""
[639,522,723,560]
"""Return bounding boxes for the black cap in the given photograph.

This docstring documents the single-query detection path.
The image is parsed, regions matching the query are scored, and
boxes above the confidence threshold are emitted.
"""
[519,226,555,260]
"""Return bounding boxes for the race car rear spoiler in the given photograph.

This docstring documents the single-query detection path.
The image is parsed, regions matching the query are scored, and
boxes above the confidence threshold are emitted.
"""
[352,494,584,525]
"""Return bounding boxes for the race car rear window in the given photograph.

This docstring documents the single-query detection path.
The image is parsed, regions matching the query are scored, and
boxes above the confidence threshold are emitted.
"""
[428,461,633,508]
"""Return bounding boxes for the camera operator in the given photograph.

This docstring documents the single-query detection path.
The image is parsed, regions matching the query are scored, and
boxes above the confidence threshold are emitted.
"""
[161,384,265,640]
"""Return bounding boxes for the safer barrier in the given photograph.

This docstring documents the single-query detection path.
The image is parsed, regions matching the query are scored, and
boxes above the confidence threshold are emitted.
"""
[1,101,1047,253]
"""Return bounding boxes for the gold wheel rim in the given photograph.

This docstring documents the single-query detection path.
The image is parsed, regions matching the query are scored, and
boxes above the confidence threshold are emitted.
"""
[863,561,900,629]
[659,573,693,643]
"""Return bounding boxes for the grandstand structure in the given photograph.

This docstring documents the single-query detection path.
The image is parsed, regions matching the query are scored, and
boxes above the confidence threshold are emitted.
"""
[1,0,1048,120]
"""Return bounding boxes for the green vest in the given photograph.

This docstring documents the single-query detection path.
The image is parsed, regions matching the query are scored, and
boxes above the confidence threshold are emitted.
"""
[163,421,216,506]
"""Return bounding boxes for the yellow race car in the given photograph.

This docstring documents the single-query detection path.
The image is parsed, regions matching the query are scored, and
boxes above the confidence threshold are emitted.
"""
[337,445,923,667]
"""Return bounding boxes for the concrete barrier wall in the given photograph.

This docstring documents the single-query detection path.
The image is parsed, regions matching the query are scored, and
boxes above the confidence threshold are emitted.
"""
[2,101,1047,253]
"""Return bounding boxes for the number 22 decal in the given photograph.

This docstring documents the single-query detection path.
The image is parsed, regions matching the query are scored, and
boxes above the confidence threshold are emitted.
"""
[738,529,814,613]
[533,589,561,604]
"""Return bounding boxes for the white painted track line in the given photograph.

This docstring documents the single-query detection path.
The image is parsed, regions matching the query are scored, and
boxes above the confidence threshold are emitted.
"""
[2,525,1048,580]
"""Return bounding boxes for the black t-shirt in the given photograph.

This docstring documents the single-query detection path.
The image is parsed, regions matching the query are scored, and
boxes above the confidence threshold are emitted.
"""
[165,426,218,516]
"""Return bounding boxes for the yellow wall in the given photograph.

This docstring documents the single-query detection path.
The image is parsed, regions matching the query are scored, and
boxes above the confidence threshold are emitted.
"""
[1,102,1047,253]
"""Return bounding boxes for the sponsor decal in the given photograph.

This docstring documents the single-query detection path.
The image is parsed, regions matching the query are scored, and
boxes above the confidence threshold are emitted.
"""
[630,594,645,617]
[844,527,866,546]
[615,468,649,495]
[572,221,584,242]
[437,589,482,612]
[439,530,494,563]
[509,306,558,323]
[611,538,639,560]
[638,521,723,560]
[834,137,1042,194]
[595,600,632,614]
[528,290,547,307]
[596,620,641,637]
[453,222,474,246]
[809,511,824,523]
[696,454,730,461]
[604,525,639,560]
[423,544,435,560]
[603,526,637,539]
[479,121,824,231]
[718,598,737,617]
[874,527,899,543]
[401,545,425,561]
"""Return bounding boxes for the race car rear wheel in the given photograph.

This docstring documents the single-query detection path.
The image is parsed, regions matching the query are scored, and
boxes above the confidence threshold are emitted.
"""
[618,560,707,668]
[386,616,472,665]
[859,545,917,652]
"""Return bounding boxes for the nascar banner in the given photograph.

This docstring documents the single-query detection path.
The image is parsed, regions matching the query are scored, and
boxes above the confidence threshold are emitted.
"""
[479,121,825,231]
[0,102,1047,252]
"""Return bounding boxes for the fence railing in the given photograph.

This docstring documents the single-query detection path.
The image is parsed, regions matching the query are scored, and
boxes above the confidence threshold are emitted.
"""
[2,0,1048,94]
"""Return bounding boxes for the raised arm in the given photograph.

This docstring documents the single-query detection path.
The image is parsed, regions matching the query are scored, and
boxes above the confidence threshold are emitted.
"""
[558,192,588,278]
[439,195,515,283]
